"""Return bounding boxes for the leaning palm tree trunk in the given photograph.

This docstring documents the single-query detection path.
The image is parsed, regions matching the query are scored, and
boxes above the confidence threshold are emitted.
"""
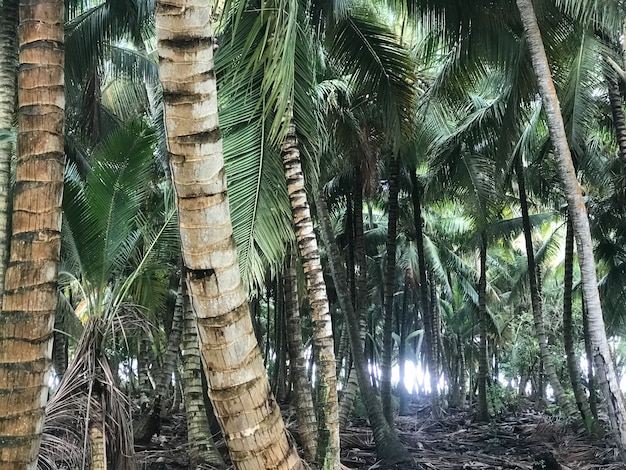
[477,232,489,422]
[562,216,593,427]
[515,156,575,416]
[0,0,17,304]
[0,0,65,467]
[155,2,303,469]
[516,0,626,459]
[314,188,412,465]
[281,122,340,470]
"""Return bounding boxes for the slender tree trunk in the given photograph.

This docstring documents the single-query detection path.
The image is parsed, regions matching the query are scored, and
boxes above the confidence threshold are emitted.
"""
[563,216,593,427]
[155,3,303,468]
[274,278,289,403]
[398,273,410,415]
[607,76,626,165]
[381,155,400,424]
[517,0,626,458]
[515,156,575,415]
[410,170,440,416]
[477,232,489,422]
[181,288,226,469]
[314,188,412,465]
[582,300,598,419]
[155,283,184,409]
[138,338,154,410]
[281,123,340,470]
[0,0,17,304]
[283,247,318,462]
[0,1,65,467]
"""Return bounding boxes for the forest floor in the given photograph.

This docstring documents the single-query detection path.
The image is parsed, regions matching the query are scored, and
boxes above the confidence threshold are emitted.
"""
[135,397,624,470]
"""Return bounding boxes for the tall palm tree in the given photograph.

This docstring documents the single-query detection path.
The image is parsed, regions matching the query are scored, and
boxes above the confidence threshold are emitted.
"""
[0,1,65,467]
[0,0,17,304]
[155,2,304,469]
[515,0,626,458]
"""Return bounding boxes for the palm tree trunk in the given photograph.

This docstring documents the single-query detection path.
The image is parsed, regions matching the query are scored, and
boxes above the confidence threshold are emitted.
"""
[314,188,412,465]
[155,283,184,410]
[181,287,226,469]
[515,155,574,415]
[582,299,598,419]
[90,419,107,470]
[0,0,17,304]
[410,169,440,415]
[138,338,154,410]
[607,77,626,165]
[477,232,489,422]
[283,247,318,462]
[516,0,626,458]
[563,216,593,427]
[381,155,400,424]
[155,3,303,469]
[0,1,65,467]
[281,122,340,470]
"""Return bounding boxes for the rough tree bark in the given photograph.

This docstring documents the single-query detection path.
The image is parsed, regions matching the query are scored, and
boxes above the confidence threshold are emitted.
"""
[0,0,65,467]
[155,2,304,468]
[281,122,340,470]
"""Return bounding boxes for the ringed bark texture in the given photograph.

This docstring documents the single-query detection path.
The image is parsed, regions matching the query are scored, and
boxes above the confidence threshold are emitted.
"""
[283,248,318,462]
[0,1,65,468]
[155,2,303,469]
[0,0,18,304]
[517,0,626,459]
[281,123,340,470]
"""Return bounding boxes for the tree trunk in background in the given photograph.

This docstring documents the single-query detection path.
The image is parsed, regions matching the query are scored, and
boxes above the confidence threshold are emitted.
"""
[398,273,411,415]
[155,284,184,409]
[274,278,288,403]
[517,0,626,458]
[410,170,440,415]
[282,122,340,470]
[563,216,593,427]
[607,76,626,165]
[283,247,317,462]
[353,169,371,378]
[314,188,412,465]
[0,1,65,467]
[515,156,575,416]
[381,155,400,424]
[0,0,17,304]
[582,301,598,419]
[155,2,303,468]
[477,232,489,422]
[138,338,154,410]
[181,288,226,469]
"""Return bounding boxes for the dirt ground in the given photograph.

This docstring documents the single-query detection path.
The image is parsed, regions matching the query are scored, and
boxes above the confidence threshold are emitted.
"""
[135,398,624,470]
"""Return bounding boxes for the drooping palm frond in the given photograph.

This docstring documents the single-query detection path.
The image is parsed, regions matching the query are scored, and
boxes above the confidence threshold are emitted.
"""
[327,7,417,142]
[217,4,324,290]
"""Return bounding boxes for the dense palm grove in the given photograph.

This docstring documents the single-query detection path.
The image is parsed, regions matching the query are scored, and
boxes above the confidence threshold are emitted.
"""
[0,0,626,469]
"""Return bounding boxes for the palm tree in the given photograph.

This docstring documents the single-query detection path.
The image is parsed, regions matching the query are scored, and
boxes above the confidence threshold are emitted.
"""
[0,1,65,467]
[515,0,626,457]
[281,123,340,469]
[0,0,17,303]
[155,2,304,469]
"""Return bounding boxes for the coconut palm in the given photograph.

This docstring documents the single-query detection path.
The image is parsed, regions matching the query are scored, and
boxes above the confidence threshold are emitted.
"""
[0,0,17,305]
[0,1,65,467]
[515,0,626,456]
[155,2,304,469]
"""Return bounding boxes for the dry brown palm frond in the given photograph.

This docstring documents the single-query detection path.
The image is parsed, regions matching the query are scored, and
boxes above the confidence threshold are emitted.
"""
[39,316,136,470]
